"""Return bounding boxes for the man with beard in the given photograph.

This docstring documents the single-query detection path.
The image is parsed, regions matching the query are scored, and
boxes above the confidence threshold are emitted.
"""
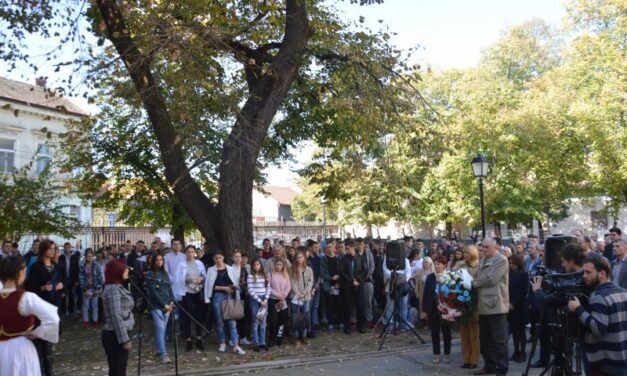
[568,256,627,376]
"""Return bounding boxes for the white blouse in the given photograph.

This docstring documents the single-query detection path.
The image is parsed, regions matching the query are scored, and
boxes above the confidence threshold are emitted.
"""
[0,288,60,343]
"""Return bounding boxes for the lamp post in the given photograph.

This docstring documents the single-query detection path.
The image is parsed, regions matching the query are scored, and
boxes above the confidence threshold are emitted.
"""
[320,195,328,239]
[471,153,489,239]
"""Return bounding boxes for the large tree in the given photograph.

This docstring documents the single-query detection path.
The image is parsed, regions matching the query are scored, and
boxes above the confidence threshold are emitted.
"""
[1,0,413,254]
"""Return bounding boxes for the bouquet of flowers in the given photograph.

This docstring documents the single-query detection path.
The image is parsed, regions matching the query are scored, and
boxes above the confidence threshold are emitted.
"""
[435,269,476,323]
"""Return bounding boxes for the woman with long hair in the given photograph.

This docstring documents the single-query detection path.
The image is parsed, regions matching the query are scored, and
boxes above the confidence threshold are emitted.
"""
[203,251,245,355]
[286,247,297,266]
[508,254,529,363]
[0,255,60,376]
[289,250,314,344]
[102,259,135,376]
[174,245,206,352]
[26,239,64,376]
[145,252,174,364]
[447,249,465,271]
[459,245,480,369]
[267,258,291,347]
[414,256,435,324]
[247,258,271,351]
[422,255,452,364]
[79,248,104,327]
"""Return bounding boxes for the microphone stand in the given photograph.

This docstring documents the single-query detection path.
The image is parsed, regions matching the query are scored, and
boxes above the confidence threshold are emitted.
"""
[127,276,181,376]
[128,274,217,376]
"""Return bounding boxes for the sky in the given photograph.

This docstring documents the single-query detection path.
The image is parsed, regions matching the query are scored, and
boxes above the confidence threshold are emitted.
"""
[264,0,567,188]
[2,0,568,190]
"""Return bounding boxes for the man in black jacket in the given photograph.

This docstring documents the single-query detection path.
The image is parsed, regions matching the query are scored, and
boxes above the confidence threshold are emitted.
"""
[604,227,621,262]
[338,239,368,334]
[58,242,81,315]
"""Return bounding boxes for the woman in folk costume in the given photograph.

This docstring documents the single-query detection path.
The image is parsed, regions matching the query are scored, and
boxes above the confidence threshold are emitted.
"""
[0,255,60,376]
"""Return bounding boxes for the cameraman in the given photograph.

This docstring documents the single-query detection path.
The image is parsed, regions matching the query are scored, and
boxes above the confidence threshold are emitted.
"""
[530,243,585,368]
[568,256,627,376]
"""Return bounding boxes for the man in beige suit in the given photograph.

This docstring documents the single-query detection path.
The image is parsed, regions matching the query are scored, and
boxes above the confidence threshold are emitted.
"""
[472,239,510,376]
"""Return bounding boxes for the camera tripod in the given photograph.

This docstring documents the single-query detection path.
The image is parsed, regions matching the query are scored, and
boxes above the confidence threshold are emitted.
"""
[522,305,582,376]
[378,267,425,350]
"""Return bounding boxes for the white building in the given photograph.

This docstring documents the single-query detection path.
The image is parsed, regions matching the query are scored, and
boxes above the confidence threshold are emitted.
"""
[252,186,297,223]
[0,77,92,251]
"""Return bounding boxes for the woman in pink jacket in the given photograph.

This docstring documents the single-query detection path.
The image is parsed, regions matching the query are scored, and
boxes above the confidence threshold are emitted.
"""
[267,258,291,347]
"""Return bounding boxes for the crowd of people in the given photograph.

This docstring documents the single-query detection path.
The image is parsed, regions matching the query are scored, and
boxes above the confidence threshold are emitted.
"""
[0,227,626,376]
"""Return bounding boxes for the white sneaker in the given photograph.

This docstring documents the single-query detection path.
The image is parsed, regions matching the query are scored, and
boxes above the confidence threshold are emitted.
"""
[233,345,246,355]
[161,354,171,364]
[240,337,251,345]
[218,343,226,353]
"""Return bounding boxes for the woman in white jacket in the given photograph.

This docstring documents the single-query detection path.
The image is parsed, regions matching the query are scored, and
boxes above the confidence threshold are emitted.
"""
[174,245,206,352]
[203,251,245,355]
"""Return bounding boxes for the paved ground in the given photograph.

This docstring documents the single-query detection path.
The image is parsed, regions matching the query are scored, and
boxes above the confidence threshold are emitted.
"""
[55,315,552,376]
[146,337,550,376]
[248,341,546,376]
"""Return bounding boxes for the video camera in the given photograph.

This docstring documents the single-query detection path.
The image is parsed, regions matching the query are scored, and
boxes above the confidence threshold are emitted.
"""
[531,265,585,295]
[542,271,585,295]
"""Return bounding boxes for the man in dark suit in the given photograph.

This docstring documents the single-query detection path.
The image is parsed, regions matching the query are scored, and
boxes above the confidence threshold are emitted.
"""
[604,227,621,262]
[611,240,627,289]
[58,242,81,315]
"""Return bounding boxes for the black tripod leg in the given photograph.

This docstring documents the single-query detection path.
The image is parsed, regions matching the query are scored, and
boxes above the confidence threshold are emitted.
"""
[523,315,544,376]
[398,315,426,344]
[378,317,394,350]
[172,311,179,375]
[378,307,395,339]
[137,305,143,376]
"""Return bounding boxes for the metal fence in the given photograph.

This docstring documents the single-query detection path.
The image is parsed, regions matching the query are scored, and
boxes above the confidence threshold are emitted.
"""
[17,227,173,252]
[253,222,342,244]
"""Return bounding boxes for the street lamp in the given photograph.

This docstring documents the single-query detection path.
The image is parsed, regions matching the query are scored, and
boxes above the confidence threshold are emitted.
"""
[471,153,489,239]
[320,195,328,239]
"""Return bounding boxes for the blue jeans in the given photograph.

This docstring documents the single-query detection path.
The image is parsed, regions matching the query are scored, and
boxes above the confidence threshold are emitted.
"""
[151,309,170,355]
[212,292,238,345]
[290,300,311,338]
[384,294,411,330]
[249,299,267,346]
[310,289,321,329]
[82,294,99,322]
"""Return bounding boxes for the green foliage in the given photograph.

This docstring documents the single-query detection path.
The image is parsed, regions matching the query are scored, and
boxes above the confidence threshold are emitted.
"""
[1,0,415,244]
[291,176,338,222]
[0,163,83,241]
[301,2,625,232]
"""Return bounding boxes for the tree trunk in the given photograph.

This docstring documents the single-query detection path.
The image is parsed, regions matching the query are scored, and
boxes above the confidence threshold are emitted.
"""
[97,0,311,260]
[96,0,221,251]
[217,0,311,258]
[171,202,186,247]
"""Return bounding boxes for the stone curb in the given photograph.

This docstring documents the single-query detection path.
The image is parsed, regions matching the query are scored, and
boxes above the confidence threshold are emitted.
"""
[145,340,461,376]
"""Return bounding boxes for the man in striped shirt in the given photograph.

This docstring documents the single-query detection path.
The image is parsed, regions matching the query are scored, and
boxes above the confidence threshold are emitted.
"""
[568,256,627,376]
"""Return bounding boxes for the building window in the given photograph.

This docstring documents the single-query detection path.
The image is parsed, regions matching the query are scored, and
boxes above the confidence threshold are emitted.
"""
[36,144,52,175]
[69,206,81,221]
[0,138,15,173]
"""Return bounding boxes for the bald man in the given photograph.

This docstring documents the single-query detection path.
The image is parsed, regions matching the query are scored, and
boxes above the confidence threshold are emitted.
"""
[472,239,510,376]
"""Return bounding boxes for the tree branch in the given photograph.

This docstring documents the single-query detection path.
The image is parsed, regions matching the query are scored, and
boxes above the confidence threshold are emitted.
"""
[95,0,221,246]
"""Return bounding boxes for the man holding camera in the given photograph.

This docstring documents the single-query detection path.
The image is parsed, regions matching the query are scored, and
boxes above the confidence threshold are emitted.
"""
[530,243,585,368]
[568,256,627,376]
